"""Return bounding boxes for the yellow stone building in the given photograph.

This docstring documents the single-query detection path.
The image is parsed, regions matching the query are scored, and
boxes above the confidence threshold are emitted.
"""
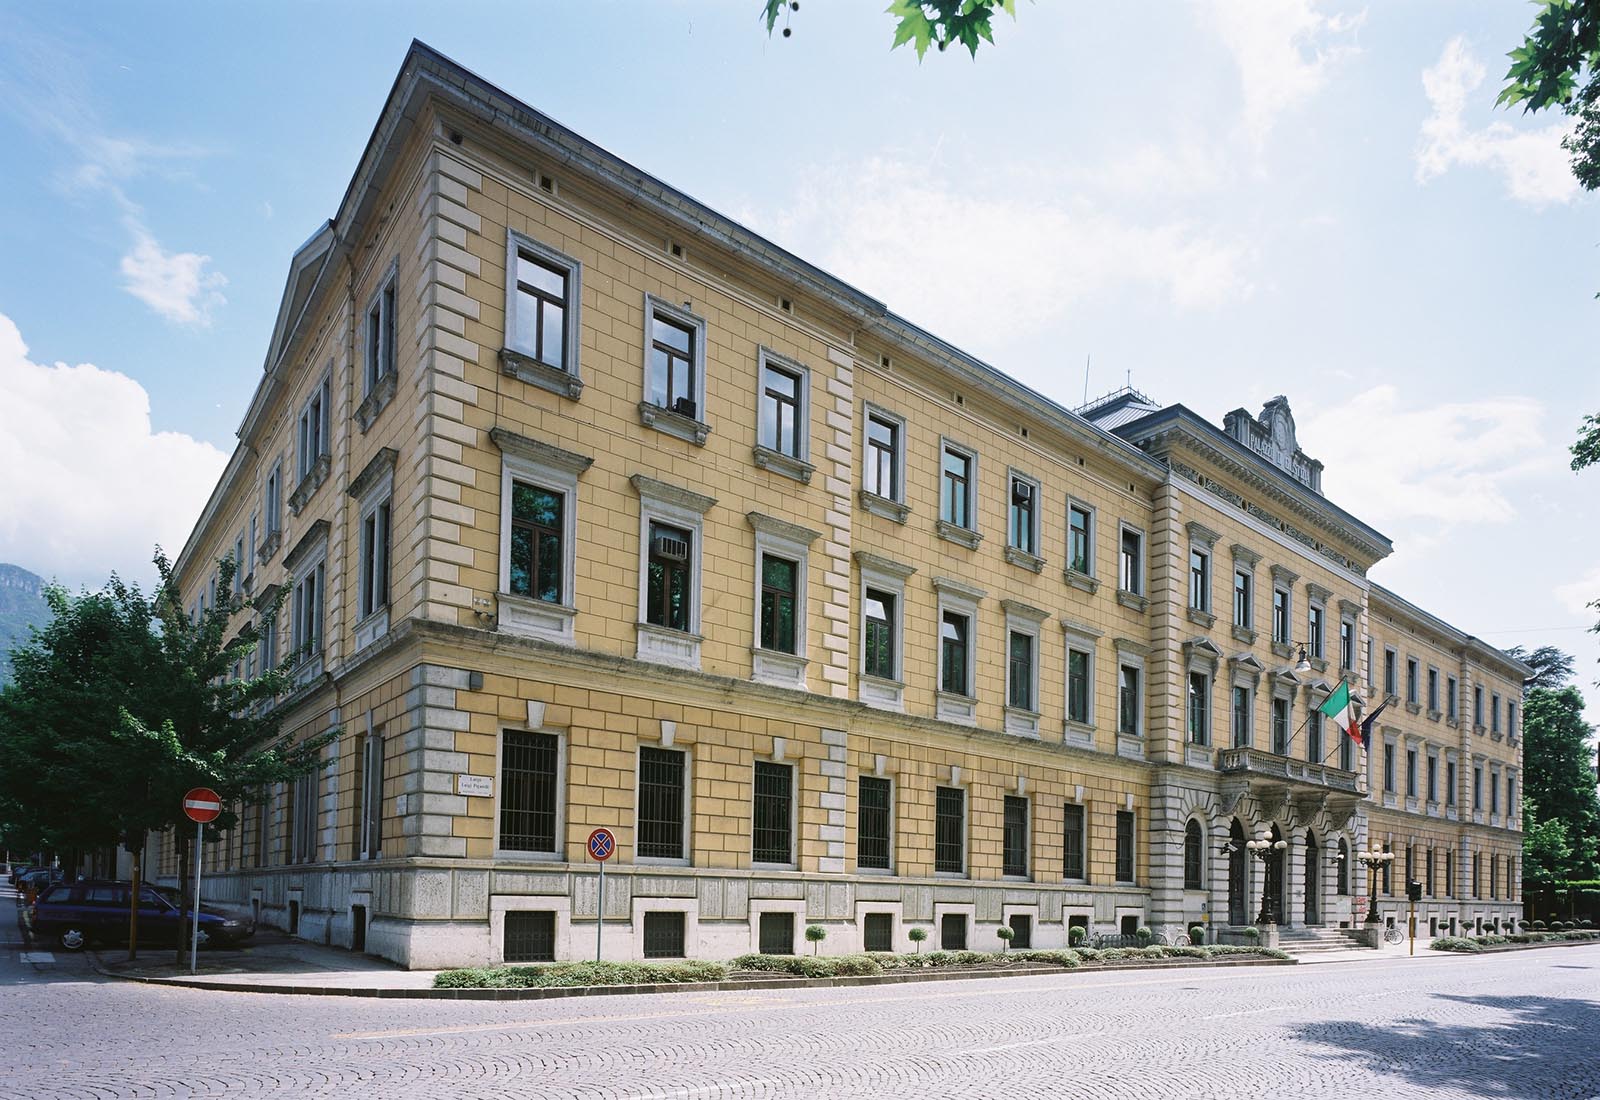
[166,43,1527,967]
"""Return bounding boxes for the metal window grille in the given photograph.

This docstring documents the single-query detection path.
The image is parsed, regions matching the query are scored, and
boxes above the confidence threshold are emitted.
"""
[940,913,967,950]
[862,912,893,952]
[758,911,795,955]
[1115,810,1135,883]
[1062,803,1085,879]
[1184,820,1203,890]
[500,731,558,853]
[752,761,793,864]
[642,911,686,958]
[857,777,891,870]
[638,748,686,859]
[1003,796,1028,877]
[1008,915,1032,949]
[503,910,556,962]
[934,786,965,874]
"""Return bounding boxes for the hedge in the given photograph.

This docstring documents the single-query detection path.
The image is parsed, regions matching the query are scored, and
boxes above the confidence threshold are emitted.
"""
[433,960,728,989]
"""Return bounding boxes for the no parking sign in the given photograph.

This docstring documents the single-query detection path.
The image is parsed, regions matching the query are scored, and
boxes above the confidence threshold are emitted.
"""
[588,828,615,962]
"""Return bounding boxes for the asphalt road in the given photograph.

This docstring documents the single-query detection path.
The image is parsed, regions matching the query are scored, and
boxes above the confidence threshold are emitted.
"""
[2,884,1597,1099]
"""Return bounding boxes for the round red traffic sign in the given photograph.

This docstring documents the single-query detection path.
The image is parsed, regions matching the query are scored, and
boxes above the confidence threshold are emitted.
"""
[182,787,223,824]
[587,828,615,862]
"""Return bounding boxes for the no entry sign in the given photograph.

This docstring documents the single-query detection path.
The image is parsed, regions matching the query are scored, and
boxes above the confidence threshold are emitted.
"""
[587,827,615,862]
[182,787,222,824]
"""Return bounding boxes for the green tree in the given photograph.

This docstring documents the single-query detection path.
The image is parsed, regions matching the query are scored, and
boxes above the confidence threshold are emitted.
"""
[761,1,1020,59]
[1504,645,1577,691]
[1523,807,1575,886]
[1521,685,1600,881]
[0,551,337,955]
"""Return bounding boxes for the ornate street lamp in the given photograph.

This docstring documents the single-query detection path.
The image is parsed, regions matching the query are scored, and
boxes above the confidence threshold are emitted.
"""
[1246,830,1288,924]
[1354,845,1394,925]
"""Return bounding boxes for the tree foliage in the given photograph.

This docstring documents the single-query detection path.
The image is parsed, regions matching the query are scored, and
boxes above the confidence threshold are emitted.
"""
[1522,685,1600,881]
[0,551,337,857]
[1504,645,1577,691]
[1499,3,1600,201]
[761,0,1020,60]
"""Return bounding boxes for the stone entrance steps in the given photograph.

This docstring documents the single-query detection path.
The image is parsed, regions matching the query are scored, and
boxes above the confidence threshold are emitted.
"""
[1273,925,1375,956]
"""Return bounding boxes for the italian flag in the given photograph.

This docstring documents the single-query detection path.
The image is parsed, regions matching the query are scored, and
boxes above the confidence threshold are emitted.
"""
[1318,682,1361,746]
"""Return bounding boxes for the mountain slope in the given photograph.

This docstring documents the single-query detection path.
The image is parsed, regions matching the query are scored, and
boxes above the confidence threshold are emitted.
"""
[0,564,50,687]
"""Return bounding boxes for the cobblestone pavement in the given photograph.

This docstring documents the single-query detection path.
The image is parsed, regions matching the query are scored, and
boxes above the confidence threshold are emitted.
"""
[2,901,1597,1100]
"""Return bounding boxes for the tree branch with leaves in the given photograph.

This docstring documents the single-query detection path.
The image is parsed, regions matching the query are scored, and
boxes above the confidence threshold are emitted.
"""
[761,0,1021,59]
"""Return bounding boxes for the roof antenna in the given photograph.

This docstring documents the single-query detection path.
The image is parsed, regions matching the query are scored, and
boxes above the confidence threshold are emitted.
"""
[1083,354,1091,405]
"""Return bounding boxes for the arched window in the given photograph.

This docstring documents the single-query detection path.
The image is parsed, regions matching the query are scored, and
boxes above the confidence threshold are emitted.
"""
[1337,838,1350,894]
[1183,820,1204,890]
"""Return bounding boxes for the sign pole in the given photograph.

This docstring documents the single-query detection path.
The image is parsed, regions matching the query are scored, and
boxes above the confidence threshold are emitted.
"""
[596,857,605,963]
[191,818,203,974]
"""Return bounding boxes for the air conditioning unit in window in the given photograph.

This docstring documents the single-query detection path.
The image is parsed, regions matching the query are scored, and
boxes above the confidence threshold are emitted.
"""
[1012,483,1032,505]
[652,531,690,562]
[672,396,697,419]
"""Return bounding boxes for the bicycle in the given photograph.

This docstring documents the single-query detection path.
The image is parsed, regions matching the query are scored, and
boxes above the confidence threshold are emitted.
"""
[1382,923,1403,945]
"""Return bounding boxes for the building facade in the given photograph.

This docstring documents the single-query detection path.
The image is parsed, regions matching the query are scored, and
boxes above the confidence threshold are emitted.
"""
[164,43,1527,968]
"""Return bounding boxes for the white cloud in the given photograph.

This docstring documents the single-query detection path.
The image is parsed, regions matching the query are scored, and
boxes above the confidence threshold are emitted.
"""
[1415,37,1578,206]
[120,227,227,326]
[1204,0,1364,145]
[1301,383,1553,530]
[1554,564,1600,617]
[746,157,1255,351]
[0,312,228,587]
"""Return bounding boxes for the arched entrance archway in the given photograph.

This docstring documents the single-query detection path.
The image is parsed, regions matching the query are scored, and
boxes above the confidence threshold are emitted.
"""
[1228,819,1247,925]
[1304,831,1320,925]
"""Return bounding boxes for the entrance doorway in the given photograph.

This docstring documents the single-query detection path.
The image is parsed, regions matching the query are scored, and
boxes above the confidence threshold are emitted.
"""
[1304,832,1320,925]
[1228,820,1247,925]
[1263,825,1287,924]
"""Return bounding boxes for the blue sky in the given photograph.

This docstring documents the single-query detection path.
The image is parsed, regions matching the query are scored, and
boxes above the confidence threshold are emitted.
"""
[1,1,1597,706]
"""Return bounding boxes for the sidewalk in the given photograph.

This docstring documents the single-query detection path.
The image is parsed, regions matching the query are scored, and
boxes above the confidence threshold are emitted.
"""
[92,932,443,993]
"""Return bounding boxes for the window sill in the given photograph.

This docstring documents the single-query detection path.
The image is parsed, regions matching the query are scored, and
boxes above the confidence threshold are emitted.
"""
[1232,625,1257,645]
[492,848,563,863]
[858,674,905,712]
[1185,744,1212,769]
[1063,720,1095,749]
[936,691,978,726]
[1426,709,1443,722]
[1116,589,1148,612]
[1063,568,1098,594]
[355,369,397,433]
[287,454,331,516]
[1472,724,1486,735]
[635,622,702,670]
[1270,641,1293,660]
[858,490,910,523]
[1186,607,1216,629]
[1004,546,1045,574]
[935,521,982,551]
[752,445,815,484]
[257,529,282,565]
[291,654,325,689]
[637,401,709,446]
[1004,707,1040,738]
[751,647,807,689]
[500,347,583,399]
[1404,702,1422,716]
[354,606,390,651]
[1309,657,1328,674]
[634,856,692,868]
[499,592,577,646]
[1116,734,1145,760]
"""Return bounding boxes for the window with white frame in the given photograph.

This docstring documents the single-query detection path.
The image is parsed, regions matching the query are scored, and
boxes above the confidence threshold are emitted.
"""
[494,430,591,644]
[855,552,913,711]
[1007,470,1039,557]
[1234,568,1253,630]
[1272,587,1291,644]
[1385,647,1399,697]
[1307,709,1323,762]
[1308,602,1325,661]
[934,578,983,720]
[637,745,689,862]
[1187,671,1211,746]
[755,349,810,478]
[357,726,383,860]
[1406,657,1420,705]
[939,440,978,540]
[357,496,390,620]
[1491,693,1501,733]
[364,265,397,397]
[1115,644,1146,739]
[1473,684,1484,726]
[1119,525,1144,596]
[1066,500,1093,576]
[290,556,325,666]
[1007,629,1035,711]
[263,462,282,541]
[863,589,898,679]
[1446,676,1458,720]
[632,475,715,669]
[862,404,906,510]
[1427,667,1440,714]
[1189,547,1211,614]
[502,231,582,396]
[940,609,973,697]
[640,295,708,440]
[290,769,317,864]
[748,512,820,688]
[1272,694,1291,755]
[1232,684,1252,749]
[296,374,331,484]
[1063,621,1101,736]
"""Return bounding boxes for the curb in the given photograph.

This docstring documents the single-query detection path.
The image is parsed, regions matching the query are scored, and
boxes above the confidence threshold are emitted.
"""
[93,954,1298,1000]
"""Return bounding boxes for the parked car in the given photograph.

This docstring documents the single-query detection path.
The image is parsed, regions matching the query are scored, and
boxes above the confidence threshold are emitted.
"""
[30,880,255,952]
[8,865,33,887]
[17,868,62,906]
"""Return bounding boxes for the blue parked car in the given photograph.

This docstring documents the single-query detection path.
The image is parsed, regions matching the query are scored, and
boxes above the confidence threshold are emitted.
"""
[30,880,254,952]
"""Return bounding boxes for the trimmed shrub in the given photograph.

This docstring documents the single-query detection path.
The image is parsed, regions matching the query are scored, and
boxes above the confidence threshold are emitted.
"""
[433,960,727,989]
[1074,947,1102,962]
[1189,924,1207,946]
[1068,925,1087,947]
[729,953,881,978]
[1430,937,1482,953]
[804,925,827,955]
[1477,935,1509,946]
[1135,925,1154,947]
[1162,945,1209,960]
[1533,920,1547,930]
[995,925,1015,951]
[907,926,928,953]
[1012,949,1080,968]
[1208,945,1290,960]
[1241,926,1261,943]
